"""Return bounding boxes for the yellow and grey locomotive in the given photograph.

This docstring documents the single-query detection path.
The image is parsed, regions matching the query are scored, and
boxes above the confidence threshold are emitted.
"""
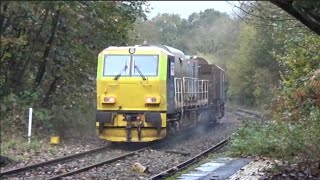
[96,44,225,142]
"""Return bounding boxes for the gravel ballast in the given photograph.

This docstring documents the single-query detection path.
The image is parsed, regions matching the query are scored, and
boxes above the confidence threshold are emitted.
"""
[65,112,240,179]
[1,112,240,179]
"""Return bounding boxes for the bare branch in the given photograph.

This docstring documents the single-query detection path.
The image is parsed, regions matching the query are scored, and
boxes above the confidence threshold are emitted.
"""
[270,0,320,36]
[228,1,295,23]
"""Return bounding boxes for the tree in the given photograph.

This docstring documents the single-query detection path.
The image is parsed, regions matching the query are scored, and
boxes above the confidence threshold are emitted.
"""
[0,1,147,136]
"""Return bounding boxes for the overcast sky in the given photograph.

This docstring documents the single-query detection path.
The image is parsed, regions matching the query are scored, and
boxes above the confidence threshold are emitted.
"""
[146,1,239,19]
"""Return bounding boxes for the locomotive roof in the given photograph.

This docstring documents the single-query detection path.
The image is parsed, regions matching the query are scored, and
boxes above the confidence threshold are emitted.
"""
[103,45,224,71]
[104,44,187,60]
[103,46,172,56]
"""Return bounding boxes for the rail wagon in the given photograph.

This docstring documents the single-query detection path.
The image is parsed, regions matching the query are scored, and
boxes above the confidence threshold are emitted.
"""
[96,44,225,142]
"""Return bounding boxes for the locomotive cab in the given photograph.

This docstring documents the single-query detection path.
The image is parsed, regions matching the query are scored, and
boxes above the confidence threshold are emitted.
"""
[96,46,172,142]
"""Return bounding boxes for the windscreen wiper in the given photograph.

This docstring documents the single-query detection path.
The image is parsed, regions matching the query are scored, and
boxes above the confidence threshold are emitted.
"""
[114,65,128,80]
[134,65,146,80]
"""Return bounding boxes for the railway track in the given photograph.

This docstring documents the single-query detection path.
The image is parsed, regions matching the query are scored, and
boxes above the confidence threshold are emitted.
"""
[225,107,263,119]
[56,129,224,179]
[58,116,238,179]
[0,124,206,179]
[53,124,218,179]
[0,143,151,179]
[47,145,154,180]
[0,145,109,177]
[1,109,259,179]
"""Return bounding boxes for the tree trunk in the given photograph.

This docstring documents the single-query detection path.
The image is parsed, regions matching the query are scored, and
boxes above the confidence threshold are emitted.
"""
[34,9,61,87]
[42,76,62,106]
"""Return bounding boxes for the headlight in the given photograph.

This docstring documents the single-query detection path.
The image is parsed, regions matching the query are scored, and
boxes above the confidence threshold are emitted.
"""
[145,97,158,104]
[103,96,116,104]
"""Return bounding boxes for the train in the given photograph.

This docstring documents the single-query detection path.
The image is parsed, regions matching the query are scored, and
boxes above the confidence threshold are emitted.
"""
[95,43,225,142]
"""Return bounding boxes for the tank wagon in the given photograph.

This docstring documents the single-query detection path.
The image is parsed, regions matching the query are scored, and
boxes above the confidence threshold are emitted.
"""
[96,44,225,142]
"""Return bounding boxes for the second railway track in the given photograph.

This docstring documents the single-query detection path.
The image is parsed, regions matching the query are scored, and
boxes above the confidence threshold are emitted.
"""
[0,143,151,179]
[225,107,263,120]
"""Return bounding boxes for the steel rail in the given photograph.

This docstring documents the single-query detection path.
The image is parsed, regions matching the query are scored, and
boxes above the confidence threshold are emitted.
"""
[47,145,153,180]
[236,109,263,119]
[2,110,232,179]
[46,121,217,179]
[148,137,230,180]
[225,107,263,119]
[1,115,215,178]
[0,145,109,176]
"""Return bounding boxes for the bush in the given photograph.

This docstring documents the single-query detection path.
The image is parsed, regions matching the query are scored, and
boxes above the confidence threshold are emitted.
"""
[0,92,40,139]
[0,91,96,141]
[228,107,320,160]
[50,104,96,138]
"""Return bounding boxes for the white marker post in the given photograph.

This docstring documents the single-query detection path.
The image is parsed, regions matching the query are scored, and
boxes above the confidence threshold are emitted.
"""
[28,108,33,144]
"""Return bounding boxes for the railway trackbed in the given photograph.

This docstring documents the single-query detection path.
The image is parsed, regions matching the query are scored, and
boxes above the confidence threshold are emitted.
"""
[0,143,151,179]
[151,108,264,180]
[0,124,208,179]
[58,113,244,179]
[59,137,231,180]
[47,145,154,180]
[225,107,263,119]
[1,109,261,179]
[148,137,230,180]
[56,131,229,180]
[0,145,108,176]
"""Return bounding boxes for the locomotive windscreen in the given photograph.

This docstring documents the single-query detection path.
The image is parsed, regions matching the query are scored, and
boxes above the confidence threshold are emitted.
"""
[132,55,158,76]
[103,55,130,76]
[103,55,159,77]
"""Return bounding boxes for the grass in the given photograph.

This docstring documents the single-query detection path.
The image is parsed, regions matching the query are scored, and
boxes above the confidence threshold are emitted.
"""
[167,107,320,179]
[0,136,53,161]
[227,107,320,161]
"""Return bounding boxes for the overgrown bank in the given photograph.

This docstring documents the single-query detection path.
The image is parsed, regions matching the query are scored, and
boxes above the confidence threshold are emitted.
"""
[225,2,320,178]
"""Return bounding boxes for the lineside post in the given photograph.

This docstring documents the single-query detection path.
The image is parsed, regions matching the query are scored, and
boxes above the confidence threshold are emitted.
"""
[27,107,33,144]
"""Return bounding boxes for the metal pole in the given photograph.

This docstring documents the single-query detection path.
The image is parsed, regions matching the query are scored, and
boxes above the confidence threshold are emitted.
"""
[28,108,33,144]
